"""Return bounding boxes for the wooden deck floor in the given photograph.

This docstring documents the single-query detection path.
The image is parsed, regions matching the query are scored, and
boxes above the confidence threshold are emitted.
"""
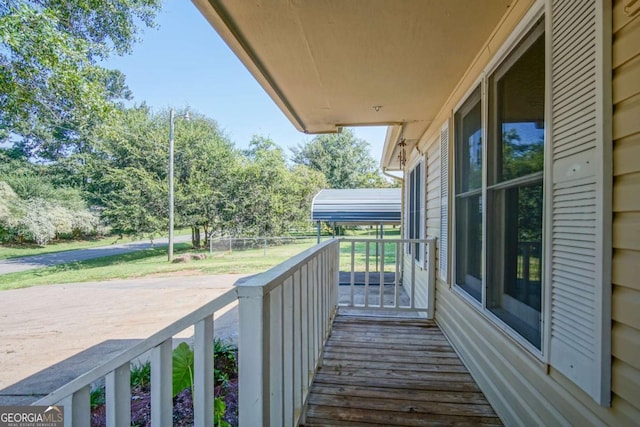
[303,314,503,426]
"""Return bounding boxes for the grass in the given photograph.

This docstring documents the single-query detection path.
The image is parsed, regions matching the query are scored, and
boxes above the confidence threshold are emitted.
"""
[0,229,192,260]
[0,239,317,290]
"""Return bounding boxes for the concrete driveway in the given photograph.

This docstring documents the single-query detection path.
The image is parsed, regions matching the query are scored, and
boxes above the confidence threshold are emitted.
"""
[0,235,192,274]
[0,273,246,405]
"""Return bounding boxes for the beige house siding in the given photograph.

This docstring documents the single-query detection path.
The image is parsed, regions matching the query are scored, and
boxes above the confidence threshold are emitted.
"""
[403,140,441,311]
[612,0,640,416]
[431,0,639,424]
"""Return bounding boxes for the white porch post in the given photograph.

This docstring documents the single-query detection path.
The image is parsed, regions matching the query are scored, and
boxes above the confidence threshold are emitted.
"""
[238,285,269,426]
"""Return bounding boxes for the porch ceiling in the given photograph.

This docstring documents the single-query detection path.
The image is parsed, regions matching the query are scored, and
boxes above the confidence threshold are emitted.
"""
[193,0,513,167]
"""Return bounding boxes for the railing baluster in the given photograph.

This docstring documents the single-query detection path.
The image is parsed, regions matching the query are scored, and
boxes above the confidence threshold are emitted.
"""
[427,239,436,319]
[309,258,316,373]
[379,241,385,308]
[395,241,400,309]
[350,241,355,306]
[151,339,173,427]
[365,242,370,307]
[61,386,90,427]
[311,254,322,372]
[411,240,416,309]
[301,263,309,396]
[292,269,302,420]
[270,285,284,426]
[106,362,130,427]
[194,315,214,427]
[282,277,294,427]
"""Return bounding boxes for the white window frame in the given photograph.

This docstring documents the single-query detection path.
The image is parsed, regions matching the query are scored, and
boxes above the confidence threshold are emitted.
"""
[451,4,547,358]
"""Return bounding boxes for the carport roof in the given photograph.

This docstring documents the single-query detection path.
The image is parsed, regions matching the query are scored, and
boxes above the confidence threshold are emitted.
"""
[311,188,401,225]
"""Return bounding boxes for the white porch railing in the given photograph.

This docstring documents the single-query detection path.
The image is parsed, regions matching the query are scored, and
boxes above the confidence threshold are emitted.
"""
[237,238,338,426]
[32,238,340,427]
[338,238,436,318]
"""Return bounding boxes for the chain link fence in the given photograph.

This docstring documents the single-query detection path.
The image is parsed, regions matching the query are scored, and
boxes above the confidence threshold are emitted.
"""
[207,235,319,255]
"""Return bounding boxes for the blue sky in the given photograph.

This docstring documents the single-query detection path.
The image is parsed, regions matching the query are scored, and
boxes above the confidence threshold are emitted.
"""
[104,1,388,162]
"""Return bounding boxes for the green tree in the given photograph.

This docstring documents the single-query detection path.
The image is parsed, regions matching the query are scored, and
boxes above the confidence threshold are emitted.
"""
[227,136,326,237]
[291,129,389,189]
[0,0,160,159]
[88,105,168,238]
[172,112,236,247]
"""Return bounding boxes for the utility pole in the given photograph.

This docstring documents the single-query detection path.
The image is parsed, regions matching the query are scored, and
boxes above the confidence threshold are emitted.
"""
[168,109,175,262]
[168,109,189,262]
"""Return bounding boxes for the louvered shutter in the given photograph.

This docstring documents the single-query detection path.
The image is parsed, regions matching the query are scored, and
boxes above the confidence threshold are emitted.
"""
[548,0,611,406]
[439,124,449,281]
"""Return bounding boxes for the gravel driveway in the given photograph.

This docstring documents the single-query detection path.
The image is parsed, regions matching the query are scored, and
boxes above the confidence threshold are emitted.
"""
[0,273,245,405]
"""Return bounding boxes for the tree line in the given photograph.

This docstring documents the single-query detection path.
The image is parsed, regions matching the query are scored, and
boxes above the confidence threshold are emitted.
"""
[0,1,393,247]
[0,105,392,246]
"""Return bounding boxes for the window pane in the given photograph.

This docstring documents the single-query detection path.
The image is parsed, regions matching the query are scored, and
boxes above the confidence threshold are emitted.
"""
[495,35,545,182]
[414,164,421,259]
[456,88,482,193]
[487,181,543,348]
[455,86,483,302]
[408,165,422,261]
[455,193,482,302]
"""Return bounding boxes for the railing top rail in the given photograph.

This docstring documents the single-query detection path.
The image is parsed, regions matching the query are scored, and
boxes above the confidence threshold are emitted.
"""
[339,237,436,244]
[34,287,238,406]
[236,239,338,297]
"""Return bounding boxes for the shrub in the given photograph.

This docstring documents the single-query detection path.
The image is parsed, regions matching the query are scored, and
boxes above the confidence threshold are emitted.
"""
[49,205,74,237]
[19,199,56,246]
[72,210,100,237]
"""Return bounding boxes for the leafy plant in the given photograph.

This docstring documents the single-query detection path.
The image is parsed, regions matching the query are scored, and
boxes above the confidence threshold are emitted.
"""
[214,338,237,386]
[90,386,105,409]
[172,342,194,397]
[171,340,235,425]
[130,360,151,390]
[215,397,231,427]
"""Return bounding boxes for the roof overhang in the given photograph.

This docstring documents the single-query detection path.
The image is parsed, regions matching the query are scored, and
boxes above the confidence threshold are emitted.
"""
[193,0,513,169]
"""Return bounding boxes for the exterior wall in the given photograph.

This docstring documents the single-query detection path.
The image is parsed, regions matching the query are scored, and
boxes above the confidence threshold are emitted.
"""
[428,0,639,424]
[611,0,640,417]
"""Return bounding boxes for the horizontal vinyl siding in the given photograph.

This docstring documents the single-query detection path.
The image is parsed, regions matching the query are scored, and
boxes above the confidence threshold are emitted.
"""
[436,283,639,425]
[611,0,640,414]
[431,1,640,425]
[404,250,429,311]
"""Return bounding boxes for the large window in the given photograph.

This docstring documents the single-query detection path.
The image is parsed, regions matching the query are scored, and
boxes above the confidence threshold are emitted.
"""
[454,21,545,350]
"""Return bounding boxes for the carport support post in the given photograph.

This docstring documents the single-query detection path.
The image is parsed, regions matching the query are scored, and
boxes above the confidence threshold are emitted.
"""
[380,224,384,271]
[375,224,379,271]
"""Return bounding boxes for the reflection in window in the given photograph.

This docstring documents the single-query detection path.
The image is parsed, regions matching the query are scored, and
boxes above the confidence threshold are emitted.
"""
[487,21,544,349]
[500,122,544,181]
[455,87,483,302]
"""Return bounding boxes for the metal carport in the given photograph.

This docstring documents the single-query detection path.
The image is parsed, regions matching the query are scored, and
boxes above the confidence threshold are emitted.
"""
[311,188,401,242]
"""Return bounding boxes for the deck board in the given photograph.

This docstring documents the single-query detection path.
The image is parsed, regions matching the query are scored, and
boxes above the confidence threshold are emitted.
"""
[303,315,502,426]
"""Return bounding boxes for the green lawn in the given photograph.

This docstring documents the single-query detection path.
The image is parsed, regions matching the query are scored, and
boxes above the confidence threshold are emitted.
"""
[0,239,317,291]
[0,229,191,260]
